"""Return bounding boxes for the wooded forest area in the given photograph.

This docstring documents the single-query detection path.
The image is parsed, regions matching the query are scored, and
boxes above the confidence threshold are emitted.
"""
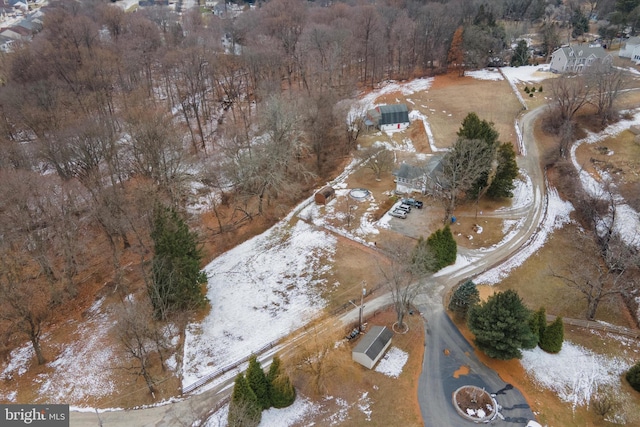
[0,0,633,368]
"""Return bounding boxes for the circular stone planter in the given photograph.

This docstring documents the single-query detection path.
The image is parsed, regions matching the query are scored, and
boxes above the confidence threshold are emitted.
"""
[452,385,497,423]
[349,188,371,201]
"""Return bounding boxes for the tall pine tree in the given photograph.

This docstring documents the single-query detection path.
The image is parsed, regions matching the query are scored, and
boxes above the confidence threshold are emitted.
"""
[427,226,457,271]
[148,205,207,320]
[267,356,296,408]
[539,316,564,353]
[467,290,537,360]
[487,143,519,198]
[448,280,480,319]
[246,355,271,410]
[228,373,261,427]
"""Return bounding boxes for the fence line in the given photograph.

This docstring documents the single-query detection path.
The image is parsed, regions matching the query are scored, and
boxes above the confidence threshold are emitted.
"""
[547,314,640,339]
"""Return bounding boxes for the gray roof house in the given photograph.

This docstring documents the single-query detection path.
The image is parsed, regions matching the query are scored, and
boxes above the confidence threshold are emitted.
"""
[393,162,425,194]
[366,104,410,132]
[393,155,444,195]
[352,326,393,369]
[549,44,612,73]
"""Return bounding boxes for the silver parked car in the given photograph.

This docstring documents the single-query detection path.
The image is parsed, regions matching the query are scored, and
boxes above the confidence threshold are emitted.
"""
[389,209,407,219]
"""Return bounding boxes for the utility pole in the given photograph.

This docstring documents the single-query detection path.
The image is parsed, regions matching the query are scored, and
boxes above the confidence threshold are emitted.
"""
[359,283,366,332]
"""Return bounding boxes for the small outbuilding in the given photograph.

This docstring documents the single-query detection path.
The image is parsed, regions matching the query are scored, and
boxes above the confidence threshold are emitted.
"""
[366,104,410,132]
[314,186,335,205]
[352,326,393,369]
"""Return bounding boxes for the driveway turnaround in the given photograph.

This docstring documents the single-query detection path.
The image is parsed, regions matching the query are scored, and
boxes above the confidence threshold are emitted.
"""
[417,300,534,427]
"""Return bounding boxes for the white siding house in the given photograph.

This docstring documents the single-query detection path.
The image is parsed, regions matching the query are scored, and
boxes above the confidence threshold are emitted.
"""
[549,44,612,73]
[619,37,640,64]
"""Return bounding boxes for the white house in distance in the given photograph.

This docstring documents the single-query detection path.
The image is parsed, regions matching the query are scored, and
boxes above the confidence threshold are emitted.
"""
[619,36,640,64]
[366,104,410,132]
[352,326,393,369]
[549,44,612,73]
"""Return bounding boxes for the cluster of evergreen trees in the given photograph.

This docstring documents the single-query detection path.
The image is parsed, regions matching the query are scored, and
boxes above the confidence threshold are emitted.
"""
[450,284,564,360]
[228,355,295,427]
[413,225,457,273]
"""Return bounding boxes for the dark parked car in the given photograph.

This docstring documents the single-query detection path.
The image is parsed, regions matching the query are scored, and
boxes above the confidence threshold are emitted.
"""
[402,198,423,209]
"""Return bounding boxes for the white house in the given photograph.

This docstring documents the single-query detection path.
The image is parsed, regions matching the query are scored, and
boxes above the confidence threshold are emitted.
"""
[549,44,612,73]
[352,326,393,369]
[619,37,640,64]
[366,104,410,132]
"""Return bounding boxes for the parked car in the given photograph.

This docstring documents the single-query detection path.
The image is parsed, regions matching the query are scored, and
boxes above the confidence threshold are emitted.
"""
[401,198,423,209]
[397,203,412,212]
[389,209,407,219]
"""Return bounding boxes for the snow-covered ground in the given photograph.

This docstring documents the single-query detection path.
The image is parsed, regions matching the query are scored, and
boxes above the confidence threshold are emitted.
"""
[0,298,122,404]
[521,342,631,411]
[182,220,337,388]
[570,110,640,249]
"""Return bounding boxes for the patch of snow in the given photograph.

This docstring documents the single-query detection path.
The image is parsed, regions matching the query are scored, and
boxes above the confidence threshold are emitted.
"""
[357,392,372,421]
[496,170,534,212]
[1,342,34,380]
[260,397,318,427]
[570,111,640,249]
[475,225,483,234]
[475,186,573,285]
[374,347,408,378]
[353,78,434,113]
[501,65,552,83]
[38,303,119,403]
[182,220,337,389]
[409,109,446,152]
[466,69,504,81]
[327,397,350,425]
[521,342,631,410]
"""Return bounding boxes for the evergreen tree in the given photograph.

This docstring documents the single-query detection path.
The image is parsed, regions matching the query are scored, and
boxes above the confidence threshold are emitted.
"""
[456,113,500,199]
[539,316,564,353]
[246,355,271,410]
[448,280,480,319]
[148,205,208,320]
[487,143,519,198]
[228,374,261,427]
[467,290,537,360]
[529,307,547,344]
[427,226,457,271]
[510,39,530,67]
[267,356,296,408]
[457,113,499,147]
[626,361,640,392]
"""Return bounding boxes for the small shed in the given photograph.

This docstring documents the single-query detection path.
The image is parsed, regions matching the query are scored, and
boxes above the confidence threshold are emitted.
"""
[352,326,393,369]
[314,186,335,205]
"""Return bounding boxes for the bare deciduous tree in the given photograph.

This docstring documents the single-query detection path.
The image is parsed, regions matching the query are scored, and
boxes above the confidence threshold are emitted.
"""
[551,232,638,320]
[585,62,627,126]
[549,74,591,157]
[115,299,170,397]
[378,242,432,331]
[358,145,395,181]
[428,138,494,222]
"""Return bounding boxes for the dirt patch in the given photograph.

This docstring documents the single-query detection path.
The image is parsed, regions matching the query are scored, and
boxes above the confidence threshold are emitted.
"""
[453,365,470,378]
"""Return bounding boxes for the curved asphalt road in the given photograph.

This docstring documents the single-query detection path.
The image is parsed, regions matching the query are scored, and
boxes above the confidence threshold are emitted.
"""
[416,105,548,427]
